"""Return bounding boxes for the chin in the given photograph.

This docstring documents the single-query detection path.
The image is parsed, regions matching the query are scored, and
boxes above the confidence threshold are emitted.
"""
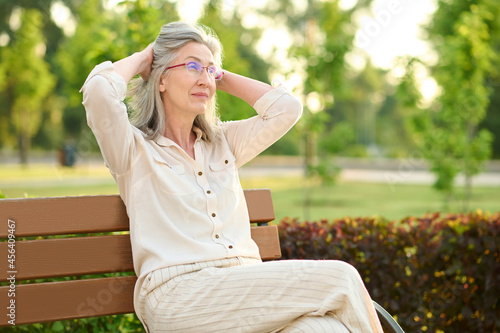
[192,104,208,114]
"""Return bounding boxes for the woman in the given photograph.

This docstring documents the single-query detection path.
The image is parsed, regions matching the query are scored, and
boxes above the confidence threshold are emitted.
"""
[81,21,383,333]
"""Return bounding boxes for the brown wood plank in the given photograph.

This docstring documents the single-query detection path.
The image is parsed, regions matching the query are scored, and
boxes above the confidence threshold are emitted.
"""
[0,235,134,282]
[244,189,275,223]
[0,195,129,237]
[0,276,136,326]
[251,225,282,260]
[0,189,274,237]
[0,226,280,282]
[0,189,280,326]
[0,225,281,325]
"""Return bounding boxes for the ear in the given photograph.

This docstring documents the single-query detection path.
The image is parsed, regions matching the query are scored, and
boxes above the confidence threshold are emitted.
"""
[159,75,167,93]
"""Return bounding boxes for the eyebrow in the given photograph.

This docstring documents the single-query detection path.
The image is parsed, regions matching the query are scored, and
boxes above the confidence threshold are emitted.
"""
[184,56,215,66]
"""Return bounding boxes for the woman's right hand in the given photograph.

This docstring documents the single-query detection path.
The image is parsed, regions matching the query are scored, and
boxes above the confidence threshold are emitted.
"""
[113,42,155,84]
[138,43,154,81]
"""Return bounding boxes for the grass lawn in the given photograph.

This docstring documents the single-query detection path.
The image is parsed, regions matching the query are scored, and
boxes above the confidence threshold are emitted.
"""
[262,179,500,221]
[1,163,499,221]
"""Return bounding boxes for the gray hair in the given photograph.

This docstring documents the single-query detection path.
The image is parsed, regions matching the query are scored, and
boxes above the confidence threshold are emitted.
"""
[127,21,223,143]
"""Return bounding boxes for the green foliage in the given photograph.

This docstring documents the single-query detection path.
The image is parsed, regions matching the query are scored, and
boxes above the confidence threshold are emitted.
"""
[2,0,269,159]
[265,0,375,207]
[319,120,356,154]
[1,0,499,164]
[0,8,56,163]
[411,0,499,202]
[55,0,179,140]
[9,314,144,332]
[263,127,302,156]
[307,158,340,186]
[278,211,500,332]
[199,0,270,122]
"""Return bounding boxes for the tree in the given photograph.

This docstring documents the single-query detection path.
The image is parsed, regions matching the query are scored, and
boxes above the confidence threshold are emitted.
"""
[422,0,498,207]
[0,8,56,164]
[56,0,178,153]
[0,0,69,152]
[199,0,270,122]
[478,0,500,159]
[262,0,374,218]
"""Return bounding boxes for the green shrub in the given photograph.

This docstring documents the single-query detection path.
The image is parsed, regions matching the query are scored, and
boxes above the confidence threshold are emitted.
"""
[278,211,500,332]
[9,314,144,332]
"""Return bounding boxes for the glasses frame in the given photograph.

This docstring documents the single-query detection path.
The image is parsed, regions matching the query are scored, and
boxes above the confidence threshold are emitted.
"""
[166,61,223,81]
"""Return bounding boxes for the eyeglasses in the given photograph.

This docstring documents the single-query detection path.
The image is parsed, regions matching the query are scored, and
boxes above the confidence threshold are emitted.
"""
[166,61,223,81]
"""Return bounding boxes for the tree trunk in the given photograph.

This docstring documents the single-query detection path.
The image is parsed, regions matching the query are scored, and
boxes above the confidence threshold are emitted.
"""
[463,172,472,212]
[303,130,317,221]
[18,108,30,165]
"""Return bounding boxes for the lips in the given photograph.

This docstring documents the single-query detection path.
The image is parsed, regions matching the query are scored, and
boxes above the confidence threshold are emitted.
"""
[192,92,209,98]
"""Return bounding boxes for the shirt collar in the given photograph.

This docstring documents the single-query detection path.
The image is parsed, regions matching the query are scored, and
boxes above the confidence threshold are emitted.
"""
[155,126,203,147]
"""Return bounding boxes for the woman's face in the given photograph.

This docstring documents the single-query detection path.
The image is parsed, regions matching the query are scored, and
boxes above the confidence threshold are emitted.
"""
[159,42,217,119]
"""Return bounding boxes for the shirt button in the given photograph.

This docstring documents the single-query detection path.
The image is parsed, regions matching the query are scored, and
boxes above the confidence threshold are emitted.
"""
[224,160,228,164]
[212,213,216,217]
[198,171,203,176]
[215,234,220,239]
[206,190,211,194]
[228,245,233,249]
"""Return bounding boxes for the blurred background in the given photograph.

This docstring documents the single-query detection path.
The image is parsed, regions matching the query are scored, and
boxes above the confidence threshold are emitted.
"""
[0,0,499,221]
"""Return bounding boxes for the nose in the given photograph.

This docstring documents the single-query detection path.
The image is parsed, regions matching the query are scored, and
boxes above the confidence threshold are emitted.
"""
[196,68,212,86]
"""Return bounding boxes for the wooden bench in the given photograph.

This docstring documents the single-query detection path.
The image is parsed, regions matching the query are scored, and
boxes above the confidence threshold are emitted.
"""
[0,188,403,332]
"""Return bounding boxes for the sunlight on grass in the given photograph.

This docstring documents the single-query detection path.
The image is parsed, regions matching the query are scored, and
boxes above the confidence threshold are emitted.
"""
[0,163,112,180]
[1,164,498,221]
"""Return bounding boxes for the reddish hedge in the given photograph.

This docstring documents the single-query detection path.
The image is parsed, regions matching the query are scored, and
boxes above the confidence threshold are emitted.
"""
[277,211,500,332]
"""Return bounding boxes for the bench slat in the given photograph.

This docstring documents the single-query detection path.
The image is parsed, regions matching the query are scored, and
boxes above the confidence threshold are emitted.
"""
[0,226,281,282]
[0,276,136,326]
[243,189,275,223]
[0,195,128,237]
[0,189,280,326]
[0,234,134,281]
[0,189,275,237]
[250,225,281,260]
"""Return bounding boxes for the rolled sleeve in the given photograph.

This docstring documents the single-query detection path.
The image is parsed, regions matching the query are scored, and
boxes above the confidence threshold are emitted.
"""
[80,62,135,175]
[223,86,303,168]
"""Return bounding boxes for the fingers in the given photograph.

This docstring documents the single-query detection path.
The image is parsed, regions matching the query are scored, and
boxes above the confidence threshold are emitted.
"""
[139,43,154,81]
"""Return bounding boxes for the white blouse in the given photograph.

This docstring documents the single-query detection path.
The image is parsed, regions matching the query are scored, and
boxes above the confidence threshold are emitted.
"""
[81,61,302,323]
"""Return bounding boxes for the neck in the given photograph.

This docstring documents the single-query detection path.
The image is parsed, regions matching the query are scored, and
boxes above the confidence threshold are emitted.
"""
[163,116,197,158]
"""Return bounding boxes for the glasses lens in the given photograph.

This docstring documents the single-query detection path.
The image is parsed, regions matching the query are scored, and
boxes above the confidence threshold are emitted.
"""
[209,66,217,75]
[207,66,219,79]
[186,61,202,75]
[209,66,223,81]
[184,61,221,80]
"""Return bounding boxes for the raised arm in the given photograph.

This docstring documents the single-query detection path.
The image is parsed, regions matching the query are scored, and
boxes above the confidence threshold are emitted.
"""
[216,71,273,107]
[113,43,154,84]
[217,71,302,168]
[80,44,154,175]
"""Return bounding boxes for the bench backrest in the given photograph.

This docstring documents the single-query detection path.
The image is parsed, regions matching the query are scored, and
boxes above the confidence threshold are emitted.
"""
[0,189,280,326]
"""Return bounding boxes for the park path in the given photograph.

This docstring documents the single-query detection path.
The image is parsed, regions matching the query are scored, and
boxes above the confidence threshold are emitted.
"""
[1,155,500,187]
[239,156,500,187]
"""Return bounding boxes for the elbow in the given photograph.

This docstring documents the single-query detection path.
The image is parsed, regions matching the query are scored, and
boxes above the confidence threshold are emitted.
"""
[81,75,115,131]
[286,94,303,124]
[293,97,303,121]
[81,75,110,106]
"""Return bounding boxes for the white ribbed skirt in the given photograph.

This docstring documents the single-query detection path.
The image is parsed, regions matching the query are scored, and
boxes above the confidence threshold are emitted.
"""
[138,257,383,333]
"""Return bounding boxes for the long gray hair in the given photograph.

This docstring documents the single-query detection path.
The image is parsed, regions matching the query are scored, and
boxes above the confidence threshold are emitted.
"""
[127,21,223,143]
